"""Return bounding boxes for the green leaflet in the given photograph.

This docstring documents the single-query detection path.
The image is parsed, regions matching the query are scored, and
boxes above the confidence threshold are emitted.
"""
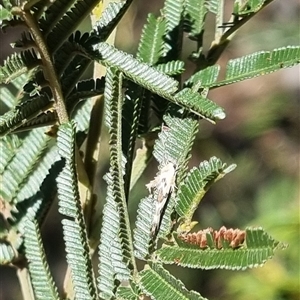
[92,0,132,42]
[24,220,60,300]
[214,46,300,87]
[0,50,39,84]
[86,44,224,122]
[94,42,179,96]
[175,157,236,224]
[46,0,101,52]
[0,95,51,136]
[137,14,167,64]
[0,74,27,110]
[0,127,54,203]
[0,4,12,23]
[151,115,199,237]
[186,65,220,90]
[133,114,199,249]
[98,68,135,298]
[183,0,207,38]
[133,196,155,260]
[190,46,300,88]
[116,283,140,300]
[234,0,273,15]
[156,60,185,76]
[0,241,16,265]
[163,0,185,32]
[98,172,132,298]
[205,0,219,14]
[57,121,97,300]
[139,263,207,300]
[156,228,286,270]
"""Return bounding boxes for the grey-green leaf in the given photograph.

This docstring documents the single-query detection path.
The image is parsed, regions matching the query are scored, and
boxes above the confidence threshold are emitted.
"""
[139,263,207,300]
[156,228,286,270]
[24,220,60,300]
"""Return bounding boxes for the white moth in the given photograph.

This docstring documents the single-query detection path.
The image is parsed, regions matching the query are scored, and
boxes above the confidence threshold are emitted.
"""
[146,162,177,235]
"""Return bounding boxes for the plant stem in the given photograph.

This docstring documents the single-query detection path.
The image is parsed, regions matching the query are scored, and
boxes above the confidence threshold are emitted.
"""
[17,267,35,300]
[12,7,69,124]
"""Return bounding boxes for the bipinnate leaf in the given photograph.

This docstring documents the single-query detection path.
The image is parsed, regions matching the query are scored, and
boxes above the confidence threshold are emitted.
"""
[56,121,97,300]
[156,228,286,270]
[86,42,225,121]
[139,263,207,300]
[24,220,59,300]
[175,157,236,225]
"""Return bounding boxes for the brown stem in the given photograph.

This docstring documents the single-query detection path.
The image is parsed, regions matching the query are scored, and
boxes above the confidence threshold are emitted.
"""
[12,7,69,124]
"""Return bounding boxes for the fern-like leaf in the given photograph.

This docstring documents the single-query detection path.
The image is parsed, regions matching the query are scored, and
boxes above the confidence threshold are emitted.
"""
[93,0,132,42]
[163,0,185,32]
[156,228,286,270]
[186,65,220,90]
[133,195,155,260]
[39,0,77,34]
[0,240,16,264]
[93,43,225,121]
[0,128,54,203]
[139,263,207,300]
[173,88,225,122]
[98,172,132,299]
[116,282,140,300]
[56,121,97,300]
[183,0,207,39]
[0,74,28,110]
[235,0,272,16]
[24,220,60,300]
[152,115,199,237]
[98,68,135,297]
[93,42,179,95]
[175,157,236,225]
[67,77,105,114]
[0,94,52,136]
[9,159,64,233]
[198,46,300,88]
[46,0,100,52]
[156,60,185,76]
[137,14,167,64]
[0,50,40,84]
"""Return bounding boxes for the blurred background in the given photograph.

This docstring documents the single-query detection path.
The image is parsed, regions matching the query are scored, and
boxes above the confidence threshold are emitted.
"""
[1,0,299,299]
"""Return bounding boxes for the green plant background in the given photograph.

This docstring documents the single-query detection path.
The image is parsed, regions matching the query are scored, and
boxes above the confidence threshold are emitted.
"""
[0,1,299,299]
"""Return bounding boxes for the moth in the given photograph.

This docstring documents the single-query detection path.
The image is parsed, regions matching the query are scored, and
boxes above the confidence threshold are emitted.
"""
[146,162,177,235]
